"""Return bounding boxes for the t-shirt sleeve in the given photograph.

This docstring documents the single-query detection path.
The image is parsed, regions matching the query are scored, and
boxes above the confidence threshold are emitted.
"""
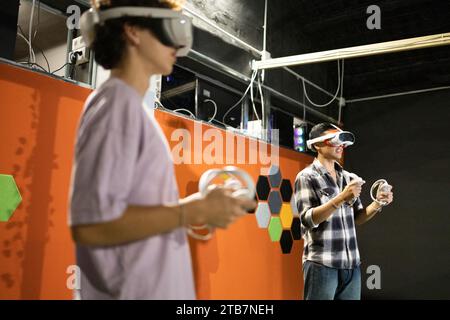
[69,96,141,226]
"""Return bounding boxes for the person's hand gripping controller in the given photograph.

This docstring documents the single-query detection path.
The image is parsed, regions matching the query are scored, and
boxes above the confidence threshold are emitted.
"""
[186,166,257,240]
[340,174,366,205]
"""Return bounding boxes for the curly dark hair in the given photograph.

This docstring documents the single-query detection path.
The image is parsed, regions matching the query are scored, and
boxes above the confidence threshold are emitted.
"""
[92,0,177,69]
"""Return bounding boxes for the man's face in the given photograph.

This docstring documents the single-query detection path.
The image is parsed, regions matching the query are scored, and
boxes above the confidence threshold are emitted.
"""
[315,129,345,160]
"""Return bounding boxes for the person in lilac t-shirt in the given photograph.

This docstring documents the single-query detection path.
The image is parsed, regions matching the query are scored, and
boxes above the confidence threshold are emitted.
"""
[68,0,256,300]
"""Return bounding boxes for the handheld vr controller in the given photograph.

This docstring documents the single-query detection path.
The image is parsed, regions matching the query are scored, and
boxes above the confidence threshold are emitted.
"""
[347,174,392,208]
[370,179,393,207]
[187,166,255,241]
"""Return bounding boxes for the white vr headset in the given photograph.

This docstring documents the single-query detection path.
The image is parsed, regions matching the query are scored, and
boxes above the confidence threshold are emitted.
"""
[306,124,355,151]
[80,6,193,57]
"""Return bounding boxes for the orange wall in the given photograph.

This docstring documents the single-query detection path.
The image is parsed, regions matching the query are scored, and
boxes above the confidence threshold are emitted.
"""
[0,62,312,299]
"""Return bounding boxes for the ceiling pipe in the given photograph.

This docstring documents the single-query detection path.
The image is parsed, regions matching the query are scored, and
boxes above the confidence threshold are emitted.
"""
[252,32,450,70]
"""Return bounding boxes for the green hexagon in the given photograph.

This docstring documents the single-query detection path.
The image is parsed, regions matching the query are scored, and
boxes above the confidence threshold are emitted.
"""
[0,175,22,222]
[268,216,282,242]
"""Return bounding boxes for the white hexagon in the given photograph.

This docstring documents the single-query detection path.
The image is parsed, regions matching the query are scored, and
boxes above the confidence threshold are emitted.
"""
[255,202,271,228]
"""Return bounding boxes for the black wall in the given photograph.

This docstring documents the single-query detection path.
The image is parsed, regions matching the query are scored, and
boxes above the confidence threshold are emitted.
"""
[344,89,450,299]
[0,0,19,60]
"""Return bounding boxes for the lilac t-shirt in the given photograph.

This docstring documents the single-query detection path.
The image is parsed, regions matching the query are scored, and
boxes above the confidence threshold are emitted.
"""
[69,77,195,299]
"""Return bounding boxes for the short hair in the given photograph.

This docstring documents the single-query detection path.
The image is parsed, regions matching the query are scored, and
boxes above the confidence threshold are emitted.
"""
[308,122,338,152]
[92,0,178,70]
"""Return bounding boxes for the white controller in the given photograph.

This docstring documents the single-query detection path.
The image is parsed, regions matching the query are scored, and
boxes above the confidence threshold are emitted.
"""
[346,173,366,206]
[188,166,255,240]
[347,174,392,207]
[348,173,366,186]
[371,179,392,206]
[199,166,255,199]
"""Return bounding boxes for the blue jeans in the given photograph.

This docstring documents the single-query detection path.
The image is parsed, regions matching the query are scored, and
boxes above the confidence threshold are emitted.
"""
[303,260,361,300]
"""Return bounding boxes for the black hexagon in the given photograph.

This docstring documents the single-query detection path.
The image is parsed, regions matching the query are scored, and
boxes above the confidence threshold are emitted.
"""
[280,230,293,254]
[280,179,293,202]
[268,190,282,214]
[268,166,282,188]
[291,217,301,240]
[256,175,270,201]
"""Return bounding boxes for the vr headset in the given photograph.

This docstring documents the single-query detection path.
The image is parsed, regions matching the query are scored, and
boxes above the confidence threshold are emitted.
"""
[80,6,193,57]
[307,124,355,151]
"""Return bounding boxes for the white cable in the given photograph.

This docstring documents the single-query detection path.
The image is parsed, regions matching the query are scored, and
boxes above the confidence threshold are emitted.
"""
[302,60,341,108]
[222,70,258,124]
[29,0,36,63]
[17,26,36,64]
[203,99,217,123]
[302,79,306,121]
[249,72,260,121]
[157,92,224,128]
[157,98,196,119]
[338,59,345,123]
[210,118,230,128]
[258,74,264,124]
[156,100,197,120]
[340,59,345,98]
[173,108,196,119]
[16,32,36,63]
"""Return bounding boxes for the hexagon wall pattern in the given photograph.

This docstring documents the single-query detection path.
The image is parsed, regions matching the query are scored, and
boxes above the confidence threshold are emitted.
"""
[256,175,270,201]
[280,203,293,229]
[268,190,282,214]
[280,230,293,254]
[0,175,22,222]
[268,217,282,242]
[280,179,293,202]
[252,165,302,254]
[255,202,271,228]
[268,165,282,188]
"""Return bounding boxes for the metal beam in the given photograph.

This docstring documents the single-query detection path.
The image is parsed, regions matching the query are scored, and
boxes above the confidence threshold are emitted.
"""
[182,3,337,100]
[182,5,262,56]
[186,49,338,124]
[346,85,450,104]
[253,32,450,71]
[161,81,196,100]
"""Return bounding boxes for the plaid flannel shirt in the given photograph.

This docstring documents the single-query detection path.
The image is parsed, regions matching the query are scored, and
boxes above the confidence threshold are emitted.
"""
[294,158,364,269]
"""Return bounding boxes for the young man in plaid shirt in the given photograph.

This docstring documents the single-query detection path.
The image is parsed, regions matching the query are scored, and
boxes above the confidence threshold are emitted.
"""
[294,123,394,300]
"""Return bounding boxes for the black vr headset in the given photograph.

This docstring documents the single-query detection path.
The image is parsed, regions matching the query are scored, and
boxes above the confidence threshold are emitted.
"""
[80,6,193,57]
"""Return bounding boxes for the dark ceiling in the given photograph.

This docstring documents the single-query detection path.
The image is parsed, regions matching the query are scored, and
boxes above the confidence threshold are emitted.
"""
[268,0,450,99]
[36,0,450,102]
